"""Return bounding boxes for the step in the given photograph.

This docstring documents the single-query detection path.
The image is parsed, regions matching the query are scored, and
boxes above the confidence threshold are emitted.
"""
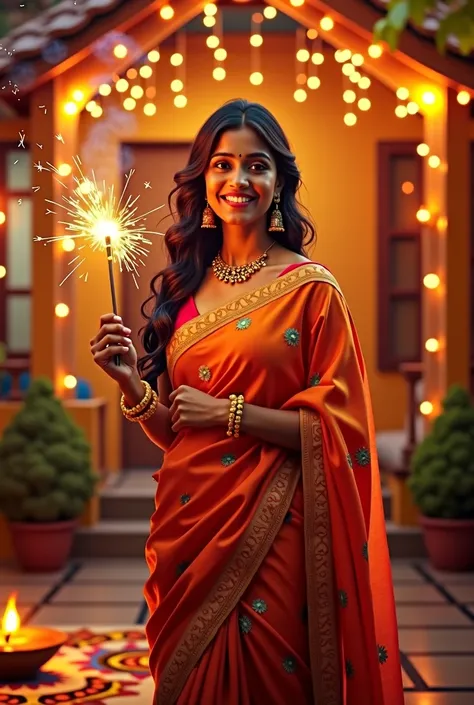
[72,519,424,559]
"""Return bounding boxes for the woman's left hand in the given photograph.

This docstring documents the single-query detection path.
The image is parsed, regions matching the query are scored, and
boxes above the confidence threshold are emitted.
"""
[169,385,228,432]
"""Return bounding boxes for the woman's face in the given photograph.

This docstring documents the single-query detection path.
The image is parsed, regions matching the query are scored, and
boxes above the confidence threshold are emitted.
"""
[204,125,281,228]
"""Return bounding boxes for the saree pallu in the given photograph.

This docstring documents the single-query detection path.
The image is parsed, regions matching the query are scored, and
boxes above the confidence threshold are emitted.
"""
[144,263,404,705]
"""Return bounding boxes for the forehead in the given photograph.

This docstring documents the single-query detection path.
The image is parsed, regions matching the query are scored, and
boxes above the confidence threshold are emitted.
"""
[213,125,272,158]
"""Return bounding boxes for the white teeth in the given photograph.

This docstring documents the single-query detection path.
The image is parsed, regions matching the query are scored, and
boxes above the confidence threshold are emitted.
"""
[224,196,252,203]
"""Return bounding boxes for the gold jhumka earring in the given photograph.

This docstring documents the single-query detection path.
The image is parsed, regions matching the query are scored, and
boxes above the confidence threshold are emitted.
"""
[268,193,285,232]
[201,200,217,229]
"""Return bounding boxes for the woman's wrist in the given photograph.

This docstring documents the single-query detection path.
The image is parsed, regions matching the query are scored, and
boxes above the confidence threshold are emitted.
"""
[120,373,146,407]
[214,398,231,426]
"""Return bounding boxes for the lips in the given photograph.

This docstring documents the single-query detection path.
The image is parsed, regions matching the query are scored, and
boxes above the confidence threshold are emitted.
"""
[220,194,257,204]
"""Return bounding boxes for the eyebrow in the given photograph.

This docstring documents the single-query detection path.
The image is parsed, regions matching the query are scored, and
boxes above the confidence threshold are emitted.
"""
[210,151,272,160]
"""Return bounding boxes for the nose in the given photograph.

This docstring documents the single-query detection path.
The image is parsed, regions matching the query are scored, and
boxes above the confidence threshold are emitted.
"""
[229,165,249,189]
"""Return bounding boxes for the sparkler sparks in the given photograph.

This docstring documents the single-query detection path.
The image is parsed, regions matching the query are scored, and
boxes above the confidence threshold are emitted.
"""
[34,156,164,288]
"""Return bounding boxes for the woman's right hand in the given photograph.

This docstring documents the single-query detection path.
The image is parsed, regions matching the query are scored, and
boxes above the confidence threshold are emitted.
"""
[90,314,138,384]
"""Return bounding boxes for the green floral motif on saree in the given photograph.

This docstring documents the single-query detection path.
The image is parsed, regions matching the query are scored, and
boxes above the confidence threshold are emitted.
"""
[284,328,300,347]
[251,598,268,615]
[221,454,236,467]
[362,542,369,561]
[239,615,252,635]
[180,494,191,505]
[355,447,371,467]
[236,317,252,331]
[282,656,297,674]
[347,453,353,469]
[378,645,388,664]
[345,660,355,678]
[309,373,321,387]
[339,590,348,608]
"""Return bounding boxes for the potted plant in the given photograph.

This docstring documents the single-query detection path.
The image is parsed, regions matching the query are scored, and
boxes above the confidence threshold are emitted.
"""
[408,384,474,571]
[0,377,98,572]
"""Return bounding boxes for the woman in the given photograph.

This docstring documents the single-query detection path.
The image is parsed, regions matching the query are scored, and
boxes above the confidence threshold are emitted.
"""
[90,99,404,705]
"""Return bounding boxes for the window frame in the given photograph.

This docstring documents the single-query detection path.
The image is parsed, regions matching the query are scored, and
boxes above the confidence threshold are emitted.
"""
[377,141,424,372]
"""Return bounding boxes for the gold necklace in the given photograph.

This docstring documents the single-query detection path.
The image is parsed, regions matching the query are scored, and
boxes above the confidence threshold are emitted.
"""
[212,241,276,284]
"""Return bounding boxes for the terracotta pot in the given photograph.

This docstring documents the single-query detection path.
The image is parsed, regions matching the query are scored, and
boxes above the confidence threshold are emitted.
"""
[9,519,77,572]
[420,515,474,571]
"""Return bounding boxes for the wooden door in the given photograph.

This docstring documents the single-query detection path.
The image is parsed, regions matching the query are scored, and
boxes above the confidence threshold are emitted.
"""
[120,142,191,469]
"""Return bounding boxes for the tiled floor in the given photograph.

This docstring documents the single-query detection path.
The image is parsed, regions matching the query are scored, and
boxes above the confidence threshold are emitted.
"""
[1,559,473,703]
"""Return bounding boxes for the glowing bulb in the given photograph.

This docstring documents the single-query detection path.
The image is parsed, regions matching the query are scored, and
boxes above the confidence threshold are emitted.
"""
[395,105,408,118]
[421,90,436,105]
[396,87,409,101]
[64,101,78,115]
[351,53,364,67]
[311,52,324,65]
[72,89,84,102]
[320,16,334,31]
[62,238,75,252]
[307,28,317,39]
[334,49,346,63]
[57,163,72,177]
[130,85,144,100]
[114,44,128,59]
[123,97,136,111]
[457,90,470,105]
[416,208,431,223]
[99,83,112,96]
[290,0,304,6]
[55,303,70,318]
[144,103,157,116]
[0,211,6,225]
[307,76,321,90]
[85,100,97,112]
[407,101,419,115]
[294,88,307,103]
[213,67,226,81]
[349,72,361,84]
[425,338,439,352]
[368,43,382,58]
[116,78,129,93]
[343,90,356,103]
[296,48,310,62]
[344,113,357,126]
[428,155,441,169]
[401,181,414,195]
[139,65,153,79]
[359,76,371,90]
[146,86,156,99]
[423,273,440,289]
[204,2,217,15]
[417,143,430,157]
[214,48,227,61]
[127,68,138,80]
[342,63,355,76]
[0,266,6,278]
[91,105,103,118]
[207,35,220,49]
[250,34,263,48]
[420,401,433,416]
[203,16,216,27]
[358,98,371,111]
[160,4,174,19]
[174,94,188,108]
[264,6,277,19]
[148,50,160,63]
[249,71,264,85]
[171,79,184,92]
[170,52,184,66]
[64,375,77,390]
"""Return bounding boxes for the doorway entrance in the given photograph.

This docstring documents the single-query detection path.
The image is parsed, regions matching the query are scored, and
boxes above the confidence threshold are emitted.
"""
[120,142,191,469]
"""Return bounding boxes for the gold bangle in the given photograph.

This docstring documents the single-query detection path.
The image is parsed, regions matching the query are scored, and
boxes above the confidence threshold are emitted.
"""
[226,393,244,438]
[124,390,158,423]
[120,380,152,419]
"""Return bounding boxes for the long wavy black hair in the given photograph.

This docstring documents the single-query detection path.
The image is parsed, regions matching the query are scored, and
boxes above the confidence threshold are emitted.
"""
[138,99,316,385]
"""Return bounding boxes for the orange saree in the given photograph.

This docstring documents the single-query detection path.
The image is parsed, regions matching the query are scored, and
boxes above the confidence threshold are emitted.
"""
[144,263,404,705]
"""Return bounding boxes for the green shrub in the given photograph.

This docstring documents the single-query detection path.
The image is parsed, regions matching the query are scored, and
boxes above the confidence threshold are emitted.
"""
[0,377,99,522]
[408,385,474,519]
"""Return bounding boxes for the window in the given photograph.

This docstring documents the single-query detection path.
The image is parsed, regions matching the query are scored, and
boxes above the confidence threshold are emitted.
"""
[377,142,423,372]
[0,143,32,360]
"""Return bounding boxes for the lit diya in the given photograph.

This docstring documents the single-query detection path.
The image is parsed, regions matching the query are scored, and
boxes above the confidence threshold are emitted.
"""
[0,592,67,681]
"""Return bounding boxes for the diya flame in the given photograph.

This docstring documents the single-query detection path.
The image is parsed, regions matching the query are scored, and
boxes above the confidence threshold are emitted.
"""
[1,592,20,644]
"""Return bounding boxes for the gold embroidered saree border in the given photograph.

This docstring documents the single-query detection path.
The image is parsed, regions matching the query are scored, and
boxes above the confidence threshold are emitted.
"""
[167,264,341,376]
[156,457,301,705]
[300,409,342,705]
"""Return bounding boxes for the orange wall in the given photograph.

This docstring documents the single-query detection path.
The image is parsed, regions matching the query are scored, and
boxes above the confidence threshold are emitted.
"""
[71,33,426,468]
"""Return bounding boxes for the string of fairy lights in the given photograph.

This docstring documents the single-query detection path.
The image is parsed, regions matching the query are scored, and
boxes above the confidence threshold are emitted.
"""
[1,0,473,407]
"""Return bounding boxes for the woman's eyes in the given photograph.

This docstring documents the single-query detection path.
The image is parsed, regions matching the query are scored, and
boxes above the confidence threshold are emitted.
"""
[213,161,268,172]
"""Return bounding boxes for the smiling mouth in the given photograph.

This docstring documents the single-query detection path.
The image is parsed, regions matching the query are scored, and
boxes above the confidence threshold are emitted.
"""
[220,195,257,204]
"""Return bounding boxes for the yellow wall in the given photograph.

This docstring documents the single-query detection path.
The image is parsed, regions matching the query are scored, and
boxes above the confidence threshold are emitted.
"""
[70,33,427,468]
